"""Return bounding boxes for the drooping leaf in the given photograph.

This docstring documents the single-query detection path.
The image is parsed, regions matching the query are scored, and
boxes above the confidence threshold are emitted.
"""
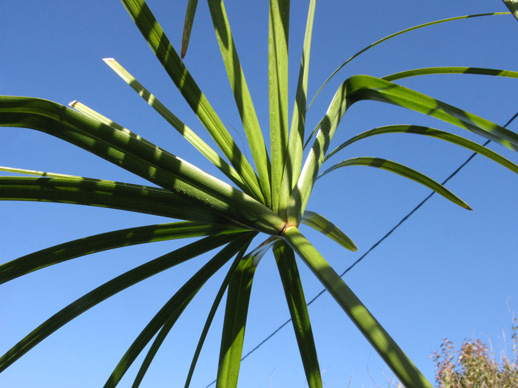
[282,226,433,388]
[105,234,254,388]
[326,125,518,175]
[0,176,227,224]
[290,74,518,223]
[0,221,245,284]
[320,157,471,210]
[0,234,240,373]
[0,96,284,234]
[301,210,357,251]
[383,66,518,82]
[274,241,323,388]
[308,12,510,109]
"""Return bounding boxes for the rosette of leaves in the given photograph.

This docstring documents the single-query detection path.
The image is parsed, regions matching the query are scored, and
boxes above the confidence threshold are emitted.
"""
[1,1,518,387]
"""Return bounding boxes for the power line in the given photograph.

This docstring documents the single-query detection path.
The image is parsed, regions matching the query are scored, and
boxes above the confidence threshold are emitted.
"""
[204,112,518,388]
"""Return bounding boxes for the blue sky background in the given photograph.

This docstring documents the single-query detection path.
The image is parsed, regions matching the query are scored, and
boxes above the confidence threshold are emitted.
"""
[1,1,518,387]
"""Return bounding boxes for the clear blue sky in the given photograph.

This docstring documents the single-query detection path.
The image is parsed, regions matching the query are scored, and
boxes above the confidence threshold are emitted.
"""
[1,1,518,387]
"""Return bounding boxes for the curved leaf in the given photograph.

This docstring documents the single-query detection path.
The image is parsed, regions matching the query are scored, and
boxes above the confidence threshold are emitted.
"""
[0,96,285,234]
[326,125,518,175]
[0,221,245,284]
[308,12,510,109]
[320,156,471,210]
[105,234,254,388]
[290,74,518,222]
[301,210,357,251]
[120,0,265,204]
[274,241,322,388]
[282,226,433,388]
[0,176,227,224]
[383,66,518,82]
[0,234,241,374]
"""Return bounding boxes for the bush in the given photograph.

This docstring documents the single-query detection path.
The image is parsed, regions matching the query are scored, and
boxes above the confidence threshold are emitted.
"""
[431,319,518,388]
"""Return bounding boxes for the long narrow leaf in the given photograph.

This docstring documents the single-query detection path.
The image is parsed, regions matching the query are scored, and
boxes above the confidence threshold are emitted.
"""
[0,176,227,224]
[120,0,265,204]
[216,251,256,388]
[308,12,510,109]
[207,0,272,206]
[290,74,518,223]
[326,125,518,175]
[383,66,518,82]
[274,241,322,388]
[184,243,250,388]
[282,226,433,388]
[100,60,248,193]
[0,221,245,284]
[181,0,199,59]
[320,157,471,210]
[105,234,254,388]
[0,234,240,373]
[0,97,284,234]
[278,0,317,216]
[301,210,357,251]
[268,0,290,213]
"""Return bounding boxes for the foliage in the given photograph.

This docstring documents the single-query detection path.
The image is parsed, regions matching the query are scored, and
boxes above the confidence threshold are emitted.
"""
[432,319,518,388]
[1,1,518,387]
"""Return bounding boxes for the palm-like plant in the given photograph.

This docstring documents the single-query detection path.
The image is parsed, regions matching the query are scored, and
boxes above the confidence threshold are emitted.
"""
[1,1,518,387]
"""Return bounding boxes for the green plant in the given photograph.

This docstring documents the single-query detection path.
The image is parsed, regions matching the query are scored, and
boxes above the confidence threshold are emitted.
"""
[432,318,518,387]
[1,1,518,387]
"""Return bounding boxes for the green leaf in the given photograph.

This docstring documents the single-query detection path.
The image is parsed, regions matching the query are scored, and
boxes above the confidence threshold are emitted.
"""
[290,74,518,223]
[282,226,433,388]
[181,0,199,59]
[216,250,256,388]
[320,157,471,210]
[301,210,357,251]
[308,12,510,109]
[383,66,518,82]
[326,125,518,175]
[120,0,265,204]
[105,234,254,388]
[268,0,290,213]
[503,0,518,21]
[274,241,322,388]
[0,176,228,224]
[100,60,248,193]
[0,234,240,373]
[184,244,250,388]
[278,0,316,215]
[0,96,285,234]
[0,221,245,284]
[207,0,272,207]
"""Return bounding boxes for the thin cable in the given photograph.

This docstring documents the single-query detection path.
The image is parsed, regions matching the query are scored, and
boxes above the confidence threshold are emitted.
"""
[204,112,518,388]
